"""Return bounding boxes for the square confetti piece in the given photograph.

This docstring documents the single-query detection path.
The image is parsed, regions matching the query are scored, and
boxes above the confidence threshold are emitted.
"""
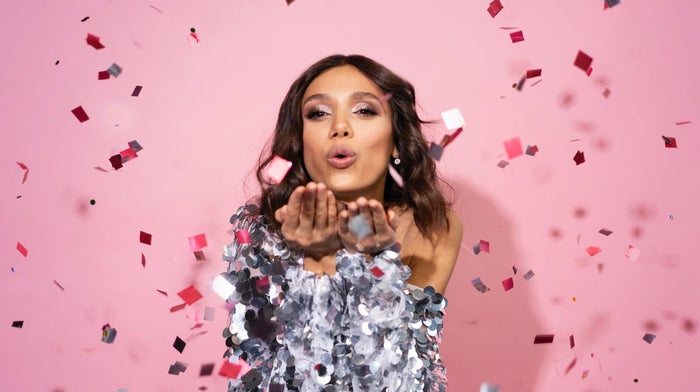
[235,229,251,244]
[177,285,203,305]
[605,0,621,7]
[599,228,613,236]
[72,106,89,122]
[141,253,146,268]
[585,246,602,256]
[128,140,143,152]
[170,303,186,312]
[441,108,465,130]
[504,137,523,159]
[266,155,292,184]
[12,320,24,328]
[200,363,215,376]
[574,51,593,73]
[213,274,235,299]
[194,251,206,261]
[523,270,535,280]
[526,69,542,78]
[218,360,244,379]
[131,85,143,97]
[510,31,524,43]
[573,150,585,165]
[109,155,123,170]
[370,266,385,278]
[107,63,123,77]
[428,142,444,161]
[140,231,152,245]
[86,33,105,49]
[625,245,640,261]
[502,277,514,291]
[662,135,677,148]
[168,361,188,375]
[525,145,538,156]
[98,71,110,80]
[173,336,186,353]
[188,233,207,252]
[204,307,215,321]
[642,333,656,344]
[497,160,509,168]
[534,334,554,344]
[480,382,500,392]
[471,277,489,293]
[16,242,28,257]
[487,0,503,17]
[480,239,490,253]
[120,147,138,162]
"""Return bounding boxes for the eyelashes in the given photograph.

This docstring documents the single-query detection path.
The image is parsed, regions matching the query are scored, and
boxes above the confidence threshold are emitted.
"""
[303,103,379,120]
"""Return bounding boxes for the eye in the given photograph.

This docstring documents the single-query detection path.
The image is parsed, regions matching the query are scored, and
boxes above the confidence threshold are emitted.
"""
[304,107,331,120]
[354,104,378,117]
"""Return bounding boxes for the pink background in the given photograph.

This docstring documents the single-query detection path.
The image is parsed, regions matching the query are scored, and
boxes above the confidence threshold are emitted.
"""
[2,1,698,391]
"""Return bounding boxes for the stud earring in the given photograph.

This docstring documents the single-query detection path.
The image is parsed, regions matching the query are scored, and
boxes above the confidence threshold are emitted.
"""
[392,153,400,165]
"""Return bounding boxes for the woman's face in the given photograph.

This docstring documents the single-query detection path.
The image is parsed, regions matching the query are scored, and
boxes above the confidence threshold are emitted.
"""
[301,65,395,203]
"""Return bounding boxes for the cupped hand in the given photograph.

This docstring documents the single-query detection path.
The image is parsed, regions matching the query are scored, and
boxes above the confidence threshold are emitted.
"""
[274,182,342,259]
[338,197,398,255]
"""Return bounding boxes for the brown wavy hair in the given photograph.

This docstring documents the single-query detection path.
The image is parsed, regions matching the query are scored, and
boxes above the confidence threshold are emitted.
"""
[255,54,451,237]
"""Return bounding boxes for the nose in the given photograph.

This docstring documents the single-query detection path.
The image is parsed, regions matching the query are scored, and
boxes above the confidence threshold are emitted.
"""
[329,113,353,139]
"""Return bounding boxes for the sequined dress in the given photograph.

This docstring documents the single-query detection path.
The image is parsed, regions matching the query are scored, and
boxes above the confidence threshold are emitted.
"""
[222,204,448,391]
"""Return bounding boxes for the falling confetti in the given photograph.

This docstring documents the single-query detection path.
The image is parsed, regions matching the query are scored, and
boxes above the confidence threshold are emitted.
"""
[675,121,691,125]
[98,70,110,80]
[662,135,677,148]
[101,324,117,343]
[625,245,640,261]
[141,253,146,268]
[497,160,509,168]
[599,228,613,236]
[131,85,143,96]
[86,33,105,49]
[509,31,524,43]
[266,155,292,184]
[71,106,89,122]
[471,277,490,293]
[487,0,503,17]
[188,233,207,252]
[523,270,535,280]
[12,321,24,328]
[441,108,465,130]
[642,333,656,344]
[525,145,539,156]
[200,363,215,376]
[585,246,602,256]
[16,242,28,257]
[16,162,29,184]
[504,137,523,159]
[107,63,123,77]
[170,303,187,313]
[168,361,188,375]
[534,334,555,344]
[173,336,186,353]
[570,334,575,348]
[604,0,621,8]
[526,69,542,78]
[177,285,203,305]
[573,50,593,73]
[603,88,611,98]
[480,382,500,392]
[502,277,514,291]
[53,280,65,291]
[573,150,585,165]
[140,231,152,245]
[81,16,89,22]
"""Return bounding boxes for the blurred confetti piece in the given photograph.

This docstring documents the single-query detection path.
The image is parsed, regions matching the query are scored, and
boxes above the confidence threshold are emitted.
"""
[266,155,292,184]
[81,16,89,22]
[16,242,28,257]
[472,242,481,255]
[194,251,206,261]
[675,121,691,125]
[487,0,503,17]
[502,277,514,291]
[178,285,203,305]
[504,137,523,159]
[625,245,640,261]
[585,246,602,256]
[514,75,526,91]
[570,334,575,348]
[140,231,152,245]
[443,127,463,148]
[599,228,613,236]
[370,266,385,278]
[526,69,542,78]
[604,0,621,8]
[213,274,235,299]
[204,306,215,321]
[168,361,188,375]
[108,154,121,169]
[525,145,539,156]
[497,160,509,168]
[573,150,585,165]
[642,333,656,344]
[428,142,445,161]
[170,303,187,312]
[581,370,589,379]
[188,233,207,252]
[101,324,117,343]
[480,382,500,392]
[141,253,146,268]
[12,321,24,328]
[86,33,105,49]
[471,277,490,293]
[94,166,109,173]
[662,135,677,148]
[120,147,138,163]
[534,334,554,344]
[509,31,524,43]
[98,70,110,80]
[480,239,490,253]
[71,106,89,122]
[156,289,168,296]
[107,63,123,77]
[387,163,404,188]
[16,162,29,184]
[574,51,593,73]
[53,280,65,291]
[286,0,295,4]
[235,229,251,244]
[349,215,372,239]
[603,88,611,98]
[131,86,143,97]
[200,363,215,376]
[219,358,251,379]
[128,140,143,152]
[564,357,577,375]
[441,108,465,130]
[173,336,186,353]
[149,4,165,13]
[512,266,518,274]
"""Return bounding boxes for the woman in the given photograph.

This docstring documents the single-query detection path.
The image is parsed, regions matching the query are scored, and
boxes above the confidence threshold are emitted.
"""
[222,54,462,391]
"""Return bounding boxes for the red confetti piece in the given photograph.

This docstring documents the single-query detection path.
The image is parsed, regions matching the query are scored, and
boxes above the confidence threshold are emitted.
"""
[16,162,29,184]
[156,289,168,296]
[177,285,203,305]
[525,145,539,156]
[502,277,514,291]
[487,0,503,18]
[71,106,89,122]
[574,51,593,73]
[235,230,251,244]
[109,154,123,170]
[443,127,463,148]
[526,69,542,78]
[131,86,143,96]
[497,160,509,168]
[266,155,292,184]
[586,67,593,76]
[675,121,691,125]
[256,276,270,292]
[86,33,105,49]
[534,334,554,344]
[188,233,208,252]
[480,239,490,253]
[141,253,146,268]
[573,150,585,165]
[53,279,65,291]
[662,135,677,148]
[170,303,187,312]
[370,266,385,278]
[120,147,138,162]
[570,334,575,348]
[140,231,152,245]
[16,242,28,257]
[509,31,524,43]
[98,71,110,80]
[585,246,602,256]
[218,360,244,379]
[504,137,523,159]
[564,357,577,375]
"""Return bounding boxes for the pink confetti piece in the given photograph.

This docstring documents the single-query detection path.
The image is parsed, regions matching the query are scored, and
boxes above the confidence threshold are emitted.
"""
[120,147,138,162]
[625,245,640,261]
[71,106,89,122]
[526,69,542,78]
[585,246,602,256]
[140,231,152,245]
[218,358,251,379]
[581,370,589,379]
[480,239,490,253]
[86,33,105,49]
[387,163,404,188]
[16,162,29,184]
[53,279,65,291]
[662,135,677,148]
[188,233,207,252]
[487,0,503,17]
[170,303,187,313]
[504,137,523,159]
[502,277,514,291]
[177,285,203,305]
[574,50,593,73]
[266,155,292,184]
[509,30,524,43]
[525,145,539,156]
[675,121,691,125]
[534,334,554,344]
[370,266,385,278]
[235,229,251,244]
[573,150,585,165]
[603,88,611,98]
[98,70,110,80]
[564,357,577,375]
[586,67,593,76]
[16,242,28,257]
[497,160,509,168]
[141,253,146,268]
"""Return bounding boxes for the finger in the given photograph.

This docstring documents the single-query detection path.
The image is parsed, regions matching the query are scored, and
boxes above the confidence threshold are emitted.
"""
[274,205,288,224]
[338,210,350,235]
[299,182,317,231]
[327,190,337,228]
[285,186,305,230]
[369,200,390,235]
[356,197,374,232]
[387,209,399,231]
[315,183,328,230]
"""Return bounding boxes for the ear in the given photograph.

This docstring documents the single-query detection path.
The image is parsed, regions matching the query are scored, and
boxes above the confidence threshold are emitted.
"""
[392,146,399,157]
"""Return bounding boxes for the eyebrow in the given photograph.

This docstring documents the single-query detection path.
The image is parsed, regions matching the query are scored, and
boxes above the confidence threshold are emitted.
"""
[302,92,382,105]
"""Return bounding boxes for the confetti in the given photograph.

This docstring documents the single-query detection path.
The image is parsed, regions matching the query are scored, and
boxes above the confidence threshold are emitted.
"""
[564,357,577,375]
[509,31,524,43]
[348,215,372,239]
[131,86,143,96]
[177,285,203,305]
[156,289,168,296]
[530,79,543,87]
[443,127,463,147]
[675,121,692,125]
[12,321,24,328]
[200,363,215,376]
[387,163,404,188]
[168,361,188,375]
[441,108,465,130]
[71,106,89,122]
[370,266,385,278]
[625,245,640,261]
[194,251,206,261]
[170,303,187,312]
[265,155,292,184]
[129,140,143,152]
[604,0,621,8]
[98,71,110,80]
[526,69,542,78]
[662,135,677,148]
[574,51,593,73]
[16,242,28,257]
[141,253,146,268]
[90,199,96,205]
[497,160,509,168]
[286,0,295,5]
[581,370,589,379]
[16,162,29,184]
[504,137,523,159]
[471,277,490,293]
[512,266,518,274]
[514,75,526,91]
[188,233,207,252]
[480,239,490,253]
[487,0,503,17]
[107,63,123,78]
[585,246,602,256]
[642,333,656,344]
[212,274,235,299]
[525,145,539,156]
[534,334,554,344]
[86,33,105,49]
[218,358,251,379]
[570,334,575,348]
[603,88,611,98]
[599,228,613,236]
[94,166,109,172]
[573,150,585,165]
[480,382,500,392]
[53,280,65,291]
[140,231,152,245]
[235,229,251,244]
[120,147,138,163]
[502,277,514,291]
[173,336,186,353]
[81,16,90,22]
[149,5,165,13]
[101,324,117,343]
[204,307,215,321]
